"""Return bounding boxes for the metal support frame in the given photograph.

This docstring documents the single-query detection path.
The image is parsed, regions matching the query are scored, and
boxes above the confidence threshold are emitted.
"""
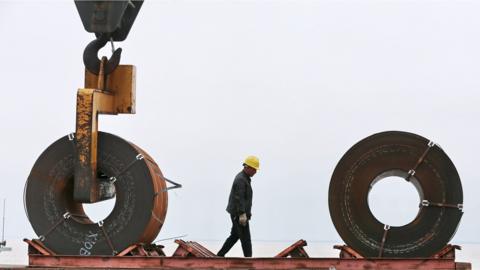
[117,243,166,257]
[337,244,461,260]
[275,239,309,258]
[24,239,56,256]
[333,245,364,259]
[172,240,218,257]
[74,64,136,203]
[25,255,470,270]
[433,244,461,259]
[22,240,471,270]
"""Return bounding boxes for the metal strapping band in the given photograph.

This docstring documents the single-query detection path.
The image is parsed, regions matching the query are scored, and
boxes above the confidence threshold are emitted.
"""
[38,212,71,242]
[98,220,117,255]
[154,176,182,193]
[151,210,165,224]
[143,159,183,193]
[67,132,76,150]
[378,224,390,258]
[110,38,115,54]
[109,154,145,183]
[70,213,88,218]
[67,133,78,163]
[405,141,435,181]
[421,200,463,211]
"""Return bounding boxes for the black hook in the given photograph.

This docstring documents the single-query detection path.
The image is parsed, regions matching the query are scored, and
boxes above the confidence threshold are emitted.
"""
[83,35,122,75]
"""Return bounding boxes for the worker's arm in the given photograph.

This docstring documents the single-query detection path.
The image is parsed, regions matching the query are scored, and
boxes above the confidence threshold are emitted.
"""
[234,178,247,216]
[235,180,248,226]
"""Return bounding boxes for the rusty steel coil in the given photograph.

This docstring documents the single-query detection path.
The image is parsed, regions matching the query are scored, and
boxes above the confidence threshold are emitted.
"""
[25,132,168,255]
[329,131,463,258]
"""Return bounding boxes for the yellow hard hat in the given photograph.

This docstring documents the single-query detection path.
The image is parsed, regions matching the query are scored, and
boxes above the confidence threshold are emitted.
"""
[244,155,260,170]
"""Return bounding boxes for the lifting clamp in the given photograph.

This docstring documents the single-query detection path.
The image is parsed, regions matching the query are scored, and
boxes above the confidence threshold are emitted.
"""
[73,0,143,203]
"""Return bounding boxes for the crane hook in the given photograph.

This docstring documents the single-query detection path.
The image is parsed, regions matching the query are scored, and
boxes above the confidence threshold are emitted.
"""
[83,35,122,75]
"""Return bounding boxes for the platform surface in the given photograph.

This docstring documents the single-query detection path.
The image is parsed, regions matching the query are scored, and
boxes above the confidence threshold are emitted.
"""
[17,254,470,270]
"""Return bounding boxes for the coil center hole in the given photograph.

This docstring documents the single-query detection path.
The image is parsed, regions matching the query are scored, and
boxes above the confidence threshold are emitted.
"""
[368,176,420,227]
[82,196,116,223]
[82,172,117,223]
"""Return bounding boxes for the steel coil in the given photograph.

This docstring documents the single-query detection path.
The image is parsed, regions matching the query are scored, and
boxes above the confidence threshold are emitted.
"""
[329,131,463,257]
[25,132,168,255]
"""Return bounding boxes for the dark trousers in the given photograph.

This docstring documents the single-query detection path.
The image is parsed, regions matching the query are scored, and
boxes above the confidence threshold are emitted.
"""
[217,214,252,257]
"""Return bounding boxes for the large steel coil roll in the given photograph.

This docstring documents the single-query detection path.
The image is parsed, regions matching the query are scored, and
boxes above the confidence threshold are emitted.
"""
[25,132,168,255]
[329,131,463,258]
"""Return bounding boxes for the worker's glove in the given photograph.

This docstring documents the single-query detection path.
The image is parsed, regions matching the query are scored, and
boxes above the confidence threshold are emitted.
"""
[239,213,248,226]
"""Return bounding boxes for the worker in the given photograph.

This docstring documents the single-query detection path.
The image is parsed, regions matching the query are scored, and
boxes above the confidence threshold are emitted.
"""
[217,155,260,257]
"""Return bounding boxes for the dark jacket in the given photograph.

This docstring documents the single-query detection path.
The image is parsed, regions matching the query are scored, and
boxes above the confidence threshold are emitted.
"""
[226,171,253,217]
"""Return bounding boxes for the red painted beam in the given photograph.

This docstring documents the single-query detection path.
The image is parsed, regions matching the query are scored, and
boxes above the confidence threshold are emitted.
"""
[26,255,471,270]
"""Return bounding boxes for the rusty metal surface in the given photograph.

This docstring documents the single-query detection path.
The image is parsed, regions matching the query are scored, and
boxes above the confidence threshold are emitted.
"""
[26,254,467,270]
[25,132,168,255]
[117,243,166,257]
[24,239,55,256]
[334,245,364,259]
[21,240,472,269]
[334,244,459,260]
[74,89,115,203]
[74,65,135,203]
[172,240,218,258]
[85,66,136,114]
[433,244,460,259]
[329,131,463,258]
[275,240,309,258]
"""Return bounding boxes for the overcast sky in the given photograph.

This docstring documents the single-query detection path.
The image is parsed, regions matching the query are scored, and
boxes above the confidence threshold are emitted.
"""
[0,0,479,246]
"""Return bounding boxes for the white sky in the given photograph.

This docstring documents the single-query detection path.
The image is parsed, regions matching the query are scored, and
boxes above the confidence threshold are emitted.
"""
[0,0,479,245]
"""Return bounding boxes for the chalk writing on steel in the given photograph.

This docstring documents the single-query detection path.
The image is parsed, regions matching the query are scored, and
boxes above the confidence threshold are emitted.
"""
[79,231,98,256]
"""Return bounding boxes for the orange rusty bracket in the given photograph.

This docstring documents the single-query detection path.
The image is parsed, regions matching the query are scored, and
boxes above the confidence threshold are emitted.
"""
[275,239,309,258]
[117,243,165,257]
[73,63,136,203]
[333,245,364,259]
[24,238,56,256]
[172,240,218,257]
[117,244,142,256]
[432,244,460,259]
